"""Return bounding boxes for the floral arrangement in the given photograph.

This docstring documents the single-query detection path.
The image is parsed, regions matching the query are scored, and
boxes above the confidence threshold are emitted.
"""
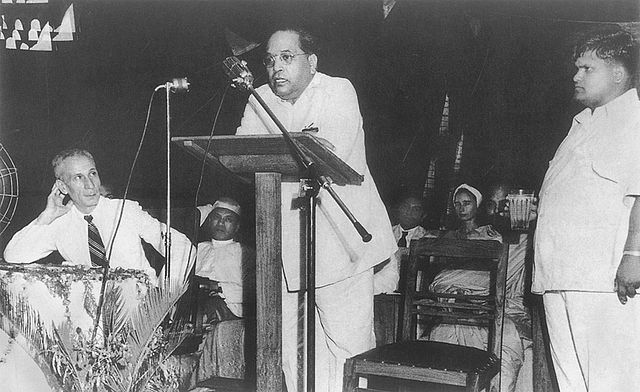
[0,264,190,392]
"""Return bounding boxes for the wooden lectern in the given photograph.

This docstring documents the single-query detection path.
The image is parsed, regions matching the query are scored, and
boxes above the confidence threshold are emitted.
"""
[172,133,363,392]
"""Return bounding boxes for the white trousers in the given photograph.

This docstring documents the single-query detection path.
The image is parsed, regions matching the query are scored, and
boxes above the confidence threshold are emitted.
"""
[543,291,640,392]
[282,269,376,392]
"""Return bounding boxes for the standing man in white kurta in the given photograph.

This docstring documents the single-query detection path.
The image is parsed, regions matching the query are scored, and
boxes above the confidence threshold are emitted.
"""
[533,26,640,392]
[235,27,397,392]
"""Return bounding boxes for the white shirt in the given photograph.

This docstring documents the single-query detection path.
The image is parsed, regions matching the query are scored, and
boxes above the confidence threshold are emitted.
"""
[392,224,428,248]
[3,197,194,285]
[236,72,397,290]
[195,239,249,317]
[534,89,640,293]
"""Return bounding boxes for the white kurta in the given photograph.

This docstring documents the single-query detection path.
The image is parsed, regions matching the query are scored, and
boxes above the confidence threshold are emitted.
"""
[195,239,250,318]
[236,72,397,290]
[534,89,640,293]
[534,89,640,391]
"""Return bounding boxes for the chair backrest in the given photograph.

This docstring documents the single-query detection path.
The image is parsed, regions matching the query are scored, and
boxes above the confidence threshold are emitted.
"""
[401,237,509,357]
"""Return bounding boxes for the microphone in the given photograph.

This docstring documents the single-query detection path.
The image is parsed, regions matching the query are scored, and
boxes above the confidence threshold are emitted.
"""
[168,77,190,93]
[155,77,190,93]
[222,56,254,90]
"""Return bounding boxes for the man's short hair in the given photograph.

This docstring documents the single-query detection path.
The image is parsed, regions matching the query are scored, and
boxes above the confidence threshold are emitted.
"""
[270,25,321,55]
[51,148,94,179]
[574,25,639,80]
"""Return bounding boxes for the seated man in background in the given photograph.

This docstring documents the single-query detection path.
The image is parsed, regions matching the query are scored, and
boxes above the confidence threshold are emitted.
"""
[3,148,194,286]
[195,198,255,321]
[374,195,427,294]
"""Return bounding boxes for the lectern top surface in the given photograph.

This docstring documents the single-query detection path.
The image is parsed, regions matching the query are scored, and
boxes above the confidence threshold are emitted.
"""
[172,133,363,186]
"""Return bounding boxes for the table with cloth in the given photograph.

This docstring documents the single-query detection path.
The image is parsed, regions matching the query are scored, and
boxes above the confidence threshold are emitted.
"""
[0,262,158,391]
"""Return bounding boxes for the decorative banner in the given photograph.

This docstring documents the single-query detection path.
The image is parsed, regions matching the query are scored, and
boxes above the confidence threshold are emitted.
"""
[27,17,40,40]
[3,0,48,3]
[52,3,73,41]
[1,1,76,51]
[29,24,50,50]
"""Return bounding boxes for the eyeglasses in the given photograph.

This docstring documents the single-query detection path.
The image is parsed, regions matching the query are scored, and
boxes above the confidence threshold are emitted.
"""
[262,52,308,68]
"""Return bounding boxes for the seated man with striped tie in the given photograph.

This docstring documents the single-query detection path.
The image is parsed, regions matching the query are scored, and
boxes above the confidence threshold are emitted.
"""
[3,148,194,286]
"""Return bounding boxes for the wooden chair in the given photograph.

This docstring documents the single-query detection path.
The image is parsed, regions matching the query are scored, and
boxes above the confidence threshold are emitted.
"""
[343,237,509,392]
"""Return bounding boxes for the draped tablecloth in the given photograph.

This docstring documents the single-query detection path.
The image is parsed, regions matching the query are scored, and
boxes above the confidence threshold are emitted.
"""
[0,263,153,391]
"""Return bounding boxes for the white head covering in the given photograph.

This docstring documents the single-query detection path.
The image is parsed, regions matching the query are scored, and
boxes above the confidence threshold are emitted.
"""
[453,183,482,207]
[196,198,242,226]
[212,198,241,216]
[196,204,214,226]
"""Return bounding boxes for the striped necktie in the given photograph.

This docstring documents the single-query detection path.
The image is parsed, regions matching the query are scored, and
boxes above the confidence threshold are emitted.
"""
[84,215,106,267]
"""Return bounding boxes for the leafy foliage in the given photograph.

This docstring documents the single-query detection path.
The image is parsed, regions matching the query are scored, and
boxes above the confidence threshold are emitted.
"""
[46,278,190,392]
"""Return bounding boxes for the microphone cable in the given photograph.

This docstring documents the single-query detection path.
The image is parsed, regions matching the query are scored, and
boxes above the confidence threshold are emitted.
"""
[92,87,160,344]
[184,84,231,326]
[108,87,159,264]
[175,71,266,132]
[192,84,231,213]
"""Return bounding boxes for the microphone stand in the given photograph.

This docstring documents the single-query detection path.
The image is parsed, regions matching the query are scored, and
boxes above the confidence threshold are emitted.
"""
[244,84,371,392]
[164,82,172,282]
[150,82,175,282]
[155,78,188,285]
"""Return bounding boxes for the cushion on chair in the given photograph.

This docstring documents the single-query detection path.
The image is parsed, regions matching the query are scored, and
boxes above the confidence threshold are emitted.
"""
[354,341,498,374]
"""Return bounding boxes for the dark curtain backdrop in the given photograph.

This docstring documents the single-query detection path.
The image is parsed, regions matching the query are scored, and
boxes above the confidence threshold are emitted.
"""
[1,0,638,250]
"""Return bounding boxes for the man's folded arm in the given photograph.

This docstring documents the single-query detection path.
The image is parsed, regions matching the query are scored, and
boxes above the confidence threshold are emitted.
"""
[3,220,58,263]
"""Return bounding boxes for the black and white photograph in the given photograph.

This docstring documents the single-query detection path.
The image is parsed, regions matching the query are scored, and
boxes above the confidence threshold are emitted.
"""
[0,1,639,391]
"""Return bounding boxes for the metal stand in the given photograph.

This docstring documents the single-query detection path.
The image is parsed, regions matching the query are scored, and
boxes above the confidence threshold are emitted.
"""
[302,180,319,391]
[164,82,172,281]
[155,78,189,282]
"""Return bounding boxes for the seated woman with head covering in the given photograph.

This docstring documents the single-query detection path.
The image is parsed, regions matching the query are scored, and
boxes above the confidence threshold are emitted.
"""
[425,184,501,343]
[423,184,529,392]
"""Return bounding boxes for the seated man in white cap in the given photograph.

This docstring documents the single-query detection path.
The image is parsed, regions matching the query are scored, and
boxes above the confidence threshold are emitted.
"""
[195,197,255,321]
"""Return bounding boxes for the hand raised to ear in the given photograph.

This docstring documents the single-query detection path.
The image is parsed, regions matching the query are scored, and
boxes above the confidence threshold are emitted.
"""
[35,182,73,225]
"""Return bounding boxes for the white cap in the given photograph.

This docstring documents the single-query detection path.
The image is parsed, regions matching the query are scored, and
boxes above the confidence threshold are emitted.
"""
[453,183,482,207]
[212,198,241,217]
